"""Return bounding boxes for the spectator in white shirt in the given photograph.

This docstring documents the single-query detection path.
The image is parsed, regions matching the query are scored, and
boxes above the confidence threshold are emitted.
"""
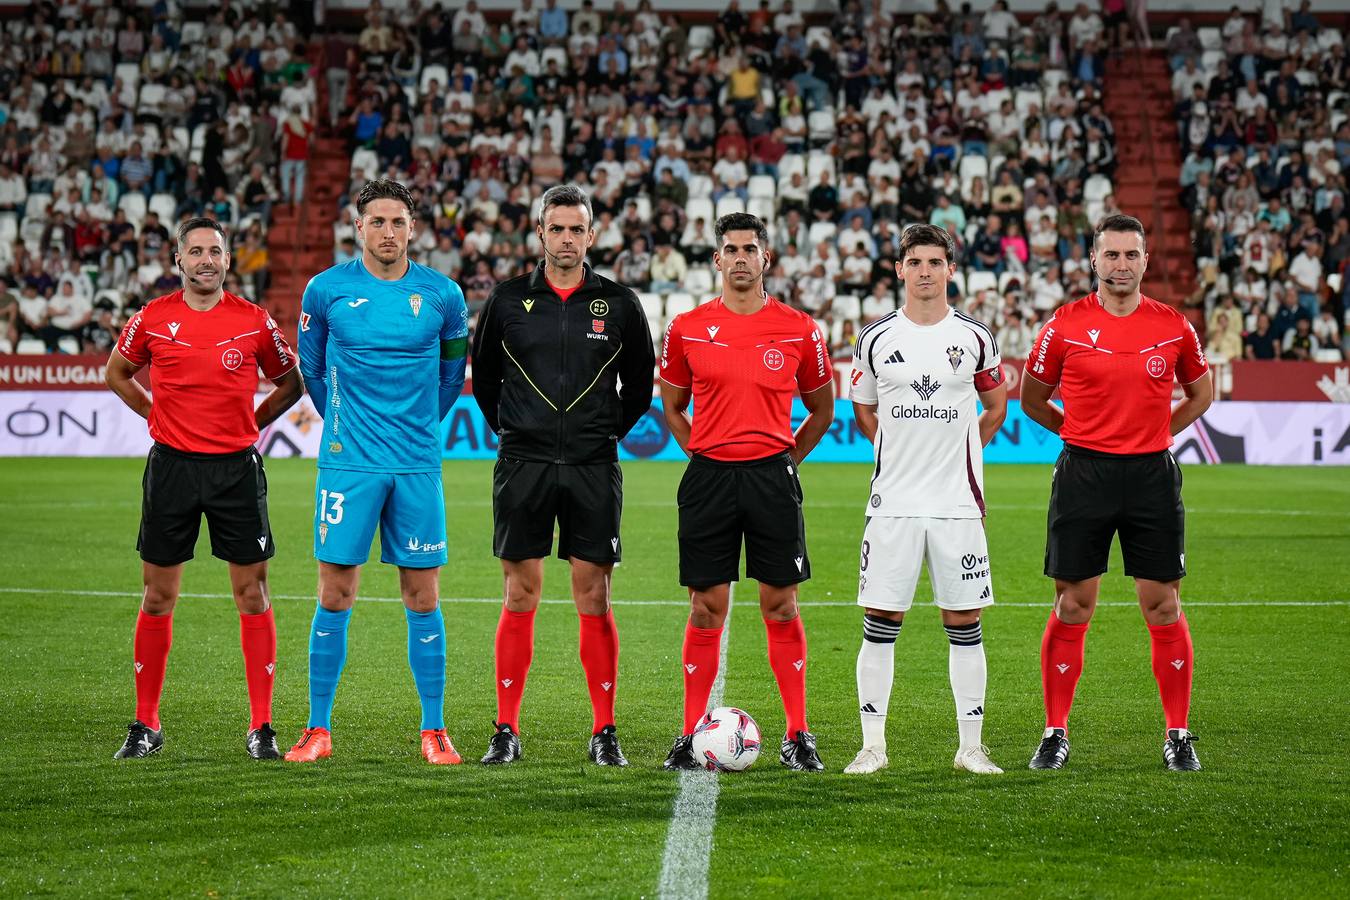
[1288,241,1324,315]
[0,164,26,213]
[982,0,1020,45]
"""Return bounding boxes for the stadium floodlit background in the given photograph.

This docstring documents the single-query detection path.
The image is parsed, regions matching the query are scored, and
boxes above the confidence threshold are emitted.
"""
[0,0,1347,895]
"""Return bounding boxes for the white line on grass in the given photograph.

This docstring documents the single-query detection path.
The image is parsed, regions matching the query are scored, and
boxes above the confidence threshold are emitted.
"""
[0,586,1346,608]
[656,584,732,900]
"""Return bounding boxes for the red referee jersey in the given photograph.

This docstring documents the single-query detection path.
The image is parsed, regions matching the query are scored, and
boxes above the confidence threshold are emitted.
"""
[659,296,832,461]
[117,290,296,454]
[1025,293,1208,454]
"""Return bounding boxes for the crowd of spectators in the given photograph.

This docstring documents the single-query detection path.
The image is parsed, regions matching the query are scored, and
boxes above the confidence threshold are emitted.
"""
[1169,5,1349,362]
[0,0,315,353]
[321,0,1135,362]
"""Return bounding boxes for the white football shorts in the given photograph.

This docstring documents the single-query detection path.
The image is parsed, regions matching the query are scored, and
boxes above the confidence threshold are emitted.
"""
[856,516,995,612]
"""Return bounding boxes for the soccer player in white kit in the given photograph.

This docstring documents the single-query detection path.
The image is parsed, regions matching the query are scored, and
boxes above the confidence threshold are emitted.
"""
[843,224,1009,775]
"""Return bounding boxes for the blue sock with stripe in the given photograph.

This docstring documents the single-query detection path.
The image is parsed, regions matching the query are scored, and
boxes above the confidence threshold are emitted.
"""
[307,605,351,730]
[406,606,447,731]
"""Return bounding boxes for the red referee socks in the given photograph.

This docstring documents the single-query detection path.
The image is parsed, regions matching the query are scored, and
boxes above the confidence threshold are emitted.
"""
[578,610,619,735]
[765,615,809,736]
[133,609,173,731]
[239,608,277,731]
[1041,612,1090,730]
[1148,614,1194,732]
[682,623,722,734]
[494,607,536,732]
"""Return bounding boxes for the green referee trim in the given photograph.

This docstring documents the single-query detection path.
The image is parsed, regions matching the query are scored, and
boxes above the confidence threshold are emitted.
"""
[441,337,468,361]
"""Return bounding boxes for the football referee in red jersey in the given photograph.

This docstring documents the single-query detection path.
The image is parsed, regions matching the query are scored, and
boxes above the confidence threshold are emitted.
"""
[105,217,303,760]
[658,212,836,771]
[1021,214,1213,772]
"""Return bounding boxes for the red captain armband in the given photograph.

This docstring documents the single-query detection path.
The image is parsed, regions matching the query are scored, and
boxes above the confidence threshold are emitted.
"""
[974,366,1004,392]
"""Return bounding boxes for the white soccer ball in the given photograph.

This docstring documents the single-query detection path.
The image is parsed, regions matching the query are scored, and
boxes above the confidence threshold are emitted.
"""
[690,706,762,772]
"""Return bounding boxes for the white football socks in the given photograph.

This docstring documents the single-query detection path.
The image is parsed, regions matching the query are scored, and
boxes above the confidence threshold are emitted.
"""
[857,614,900,750]
[945,620,987,751]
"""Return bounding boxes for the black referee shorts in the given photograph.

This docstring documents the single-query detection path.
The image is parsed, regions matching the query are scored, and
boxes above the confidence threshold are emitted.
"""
[492,458,623,564]
[138,443,275,567]
[1045,444,1186,583]
[678,452,810,588]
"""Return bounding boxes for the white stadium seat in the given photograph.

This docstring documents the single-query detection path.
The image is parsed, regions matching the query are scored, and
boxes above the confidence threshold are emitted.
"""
[748,175,776,199]
[714,195,745,219]
[685,198,715,227]
[420,65,449,95]
[684,268,714,296]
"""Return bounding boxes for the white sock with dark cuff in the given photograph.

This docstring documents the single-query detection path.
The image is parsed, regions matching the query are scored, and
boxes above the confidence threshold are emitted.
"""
[857,614,901,750]
[945,620,987,751]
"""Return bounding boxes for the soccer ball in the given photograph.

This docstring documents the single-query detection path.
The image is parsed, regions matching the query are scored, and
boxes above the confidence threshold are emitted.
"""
[690,707,762,772]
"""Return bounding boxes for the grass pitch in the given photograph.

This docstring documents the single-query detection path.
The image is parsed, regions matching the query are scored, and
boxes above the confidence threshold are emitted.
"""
[0,458,1347,897]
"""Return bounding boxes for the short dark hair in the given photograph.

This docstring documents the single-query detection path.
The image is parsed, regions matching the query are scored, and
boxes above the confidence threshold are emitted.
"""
[899,223,957,264]
[538,183,593,227]
[1094,213,1147,249]
[176,216,227,251]
[356,178,416,217]
[714,212,769,247]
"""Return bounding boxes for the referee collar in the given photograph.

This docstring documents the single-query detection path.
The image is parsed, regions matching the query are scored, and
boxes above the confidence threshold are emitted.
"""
[530,261,601,293]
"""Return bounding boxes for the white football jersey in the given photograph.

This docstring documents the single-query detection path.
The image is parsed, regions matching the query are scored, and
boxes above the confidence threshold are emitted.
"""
[849,307,1002,518]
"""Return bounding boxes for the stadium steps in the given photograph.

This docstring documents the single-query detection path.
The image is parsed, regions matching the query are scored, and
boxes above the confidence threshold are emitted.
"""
[1103,49,1203,335]
[262,136,351,343]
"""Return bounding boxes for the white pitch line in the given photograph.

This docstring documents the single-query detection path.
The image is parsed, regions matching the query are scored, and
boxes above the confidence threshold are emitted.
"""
[656,585,733,900]
[0,586,1347,608]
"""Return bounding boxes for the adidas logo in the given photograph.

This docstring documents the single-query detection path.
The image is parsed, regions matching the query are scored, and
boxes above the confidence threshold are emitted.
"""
[979,585,991,600]
[501,678,513,688]
[792,659,804,671]
[964,705,984,717]
[685,664,697,674]
[1056,663,1070,674]
[1171,659,1185,670]
[860,703,879,714]
[601,682,612,692]
[884,349,904,364]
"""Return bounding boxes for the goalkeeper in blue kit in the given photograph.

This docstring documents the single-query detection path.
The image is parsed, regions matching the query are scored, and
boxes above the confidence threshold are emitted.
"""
[285,179,470,764]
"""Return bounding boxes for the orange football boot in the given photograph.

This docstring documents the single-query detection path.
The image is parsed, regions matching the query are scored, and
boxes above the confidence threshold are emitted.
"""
[284,727,332,762]
[421,729,463,765]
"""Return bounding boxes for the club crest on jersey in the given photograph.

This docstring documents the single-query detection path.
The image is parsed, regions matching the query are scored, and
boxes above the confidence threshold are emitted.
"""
[319,523,328,544]
[592,318,605,333]
[911,375,941,400]
[590,298,609,317]
[523,298,535,312]
[763,347,785,370]
[408,293,423,317]
[946,345,965,372]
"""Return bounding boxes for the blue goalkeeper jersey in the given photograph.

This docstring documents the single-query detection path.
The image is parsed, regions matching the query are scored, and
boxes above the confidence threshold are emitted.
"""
[298,258,469,474]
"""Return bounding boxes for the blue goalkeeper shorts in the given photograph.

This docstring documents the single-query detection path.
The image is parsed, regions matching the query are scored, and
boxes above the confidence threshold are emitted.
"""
[313,469,448,568]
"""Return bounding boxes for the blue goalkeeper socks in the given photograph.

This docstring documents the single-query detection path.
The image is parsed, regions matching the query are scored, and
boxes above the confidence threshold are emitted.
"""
[406,606,447,731]
[307,605,351,730]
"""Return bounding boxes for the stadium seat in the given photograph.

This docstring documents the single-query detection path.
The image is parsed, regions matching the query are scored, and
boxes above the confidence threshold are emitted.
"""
[420,65,449,95]
[179,21,204,45]
[833,294,862,322]
[807,221,837,247]
[1084,174,1114,203]
[0,213,16,244]
[685,174,714,199]
[684,268,714,296]
[959,155,989,184]
[540,46,568,70]
[805,26,831,50]
[998,270,1023,293]
[16,338,45,354]
[1201,50,1225,73]
[1197,27,1222,51]
[965,271,997,295]
[714,195,745,219]
[806,152,836,183]
[637,292,664,319]
[351,148,380,180]
[118,193,147,226]
[24,193,51,222]
[1327,273,1342,295]
[114,62,139,94]
[949,269,966,298]
[777,154,805,180]
[1314,348,1344,363]
[95,288,123,310]
[0,337,11,354]
[58,336,79,354]
[171,126,190,154]
[807,110,836,145]
[1014,89,1042,118]
[748,197,776,224]
[138,83,167,117]
[148,193,177,224]
[748,175,776,199]
[981,88,1011,116]
[665,292,697,320]
[1041,69,1068,93]
[688,25,715,54]
[686,198,715,228]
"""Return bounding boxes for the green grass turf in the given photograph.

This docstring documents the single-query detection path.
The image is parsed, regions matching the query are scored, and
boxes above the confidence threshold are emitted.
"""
[0,458,1347,897]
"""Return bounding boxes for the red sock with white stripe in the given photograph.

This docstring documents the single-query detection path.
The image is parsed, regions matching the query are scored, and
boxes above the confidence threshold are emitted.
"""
[578,610,619,734]
[681,622,722,734]
[133,609,173,731]
[239,608,276,730]
[1148,614,1194,732]
[494,608,535,732]
[765,616,809,736]
[1040,612,1089,730]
